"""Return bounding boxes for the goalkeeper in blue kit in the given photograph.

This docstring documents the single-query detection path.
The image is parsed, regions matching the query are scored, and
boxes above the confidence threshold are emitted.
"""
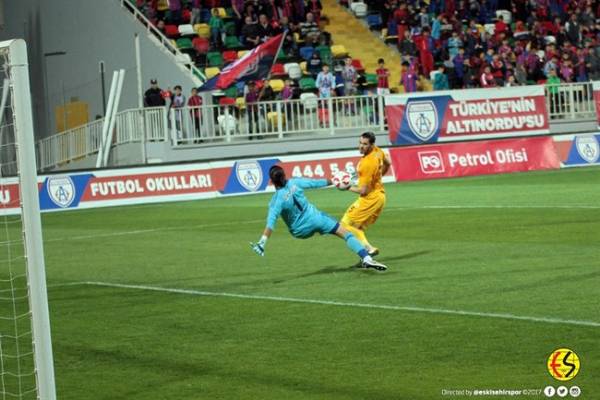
[250,165,387,271]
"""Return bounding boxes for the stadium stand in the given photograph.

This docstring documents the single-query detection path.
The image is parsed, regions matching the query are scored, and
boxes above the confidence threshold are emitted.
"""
[130,0,398,100]
[338,0,600,89]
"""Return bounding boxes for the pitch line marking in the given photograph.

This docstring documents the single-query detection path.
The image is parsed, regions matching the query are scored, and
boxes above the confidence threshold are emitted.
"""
[46,205,598,243]
[385,205,600,211]
[55,281,600,328]
[44,219,264,243]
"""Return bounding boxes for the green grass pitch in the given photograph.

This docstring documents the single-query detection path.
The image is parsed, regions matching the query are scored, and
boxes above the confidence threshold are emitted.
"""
[8,167,600,399]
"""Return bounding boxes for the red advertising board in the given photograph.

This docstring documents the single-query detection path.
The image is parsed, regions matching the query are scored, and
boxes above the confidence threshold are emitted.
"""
[389,137,560,181]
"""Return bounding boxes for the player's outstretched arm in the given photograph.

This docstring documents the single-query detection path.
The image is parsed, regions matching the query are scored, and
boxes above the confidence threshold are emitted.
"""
[295,177,331,189]
[250,228,272,257]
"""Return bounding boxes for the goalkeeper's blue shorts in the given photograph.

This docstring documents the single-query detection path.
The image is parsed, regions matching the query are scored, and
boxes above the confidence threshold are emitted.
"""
[289,210,339,239]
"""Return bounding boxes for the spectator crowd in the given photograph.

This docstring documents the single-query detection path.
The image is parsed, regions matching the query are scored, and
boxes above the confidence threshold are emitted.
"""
[352,0,600,91]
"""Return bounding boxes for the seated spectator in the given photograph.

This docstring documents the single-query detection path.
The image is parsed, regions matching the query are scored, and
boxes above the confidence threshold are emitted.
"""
[494,15,508,38]
[308,52,322,77]
[299,12,320,44]
[433,65,449,90]
[514,63,528,85]
[281,79,294,100]
[257,14,275,43]
[168,0,182,25]
[560,58,574,82]
[447,32,463,60]
[241,16,261,47]
[490,54,505,85]
[398,31,417,61]
[306,0,323,24]
[276,16,298,56]
[480,66,496,87]
[505,74,519,86]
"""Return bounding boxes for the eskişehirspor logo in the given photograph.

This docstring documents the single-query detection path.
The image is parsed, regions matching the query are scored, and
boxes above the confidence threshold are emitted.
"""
[47,176,76,208]
[407,101,438,141]
[575,135,599,163]
[547,348,580,381]
[236,161,263,191]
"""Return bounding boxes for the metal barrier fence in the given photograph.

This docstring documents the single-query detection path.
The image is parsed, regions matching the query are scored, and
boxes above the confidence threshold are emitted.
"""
[36,107,167,170]
[545,81,596,120]
[36,82,598,171]
[168,95,385,144]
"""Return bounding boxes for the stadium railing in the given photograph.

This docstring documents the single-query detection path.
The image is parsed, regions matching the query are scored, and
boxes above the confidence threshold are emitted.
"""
[35,82,596,171]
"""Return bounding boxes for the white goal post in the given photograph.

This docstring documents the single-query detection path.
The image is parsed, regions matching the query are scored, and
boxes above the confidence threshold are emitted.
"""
[0,39,56,400]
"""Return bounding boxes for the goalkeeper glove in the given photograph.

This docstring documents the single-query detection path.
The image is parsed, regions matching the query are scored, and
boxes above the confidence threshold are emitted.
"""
[250,235,268,257]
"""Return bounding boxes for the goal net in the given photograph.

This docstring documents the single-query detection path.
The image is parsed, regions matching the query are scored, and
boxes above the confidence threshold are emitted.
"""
[0,40,56,400]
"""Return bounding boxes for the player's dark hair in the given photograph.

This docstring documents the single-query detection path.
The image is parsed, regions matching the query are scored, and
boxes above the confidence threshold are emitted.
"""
[269,165,287,188]
[361,131,376,144]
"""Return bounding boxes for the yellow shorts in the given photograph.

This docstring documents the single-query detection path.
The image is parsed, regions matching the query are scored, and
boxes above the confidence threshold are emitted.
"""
[342,191,386,229]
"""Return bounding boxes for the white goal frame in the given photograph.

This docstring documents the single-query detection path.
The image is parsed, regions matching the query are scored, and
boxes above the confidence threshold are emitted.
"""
[1,39,56,400]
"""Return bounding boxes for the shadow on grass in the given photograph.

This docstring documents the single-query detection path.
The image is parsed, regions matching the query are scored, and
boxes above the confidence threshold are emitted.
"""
[271,250,432,283]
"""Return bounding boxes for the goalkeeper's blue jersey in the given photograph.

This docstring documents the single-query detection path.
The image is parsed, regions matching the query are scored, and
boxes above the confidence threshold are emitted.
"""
[266,178,337,239]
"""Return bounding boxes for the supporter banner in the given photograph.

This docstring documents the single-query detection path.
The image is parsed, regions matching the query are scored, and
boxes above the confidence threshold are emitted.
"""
[389,137,560,181]
[385,86,550,145]
[199,34,285,91]
[553,133,600,167]
[592,81,600,127]
[0,149,394,215]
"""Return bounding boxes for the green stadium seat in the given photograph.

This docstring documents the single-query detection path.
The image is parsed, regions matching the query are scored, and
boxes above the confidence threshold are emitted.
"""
[225,36,243,49]
[207,51,224,67]
[299,77,316,91]
[365,73,378,86]
[176,38,193,50]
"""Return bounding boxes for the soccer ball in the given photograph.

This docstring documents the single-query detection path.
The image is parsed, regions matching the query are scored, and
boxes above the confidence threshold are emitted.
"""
[332,171,352,190]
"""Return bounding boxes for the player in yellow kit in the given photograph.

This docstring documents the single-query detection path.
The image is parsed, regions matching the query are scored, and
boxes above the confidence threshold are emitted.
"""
[341,131,391,257]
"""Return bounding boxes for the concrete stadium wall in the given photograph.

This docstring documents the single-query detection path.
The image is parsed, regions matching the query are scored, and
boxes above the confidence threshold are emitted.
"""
[0,0,196,140]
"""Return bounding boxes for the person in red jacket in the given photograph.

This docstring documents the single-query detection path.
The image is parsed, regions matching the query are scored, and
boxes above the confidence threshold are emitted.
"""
[187,87,203,142]
[480,65,497,87]
[418,30,434,77]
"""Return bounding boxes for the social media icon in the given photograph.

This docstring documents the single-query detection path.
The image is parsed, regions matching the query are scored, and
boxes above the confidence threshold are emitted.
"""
[557,386,568,397]
[569,386,581,398]
[544,386,556,397]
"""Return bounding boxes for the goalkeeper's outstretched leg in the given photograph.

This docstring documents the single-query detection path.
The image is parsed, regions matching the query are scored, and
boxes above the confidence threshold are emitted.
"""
[250,165,387,271]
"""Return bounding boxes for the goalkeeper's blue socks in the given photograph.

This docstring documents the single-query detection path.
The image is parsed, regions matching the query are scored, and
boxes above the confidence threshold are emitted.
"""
[344,232,369,259]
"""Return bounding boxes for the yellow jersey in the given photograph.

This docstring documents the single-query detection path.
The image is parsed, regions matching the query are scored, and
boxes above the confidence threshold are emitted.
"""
[357,146,385,195]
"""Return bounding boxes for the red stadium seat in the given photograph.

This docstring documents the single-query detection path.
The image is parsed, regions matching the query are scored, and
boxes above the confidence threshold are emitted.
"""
[193,37,210,54]
[271,63,286,77]
[351,59,364,72]
[223,50,238,63]
[219,97,236,106]
[164,25,179,38]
